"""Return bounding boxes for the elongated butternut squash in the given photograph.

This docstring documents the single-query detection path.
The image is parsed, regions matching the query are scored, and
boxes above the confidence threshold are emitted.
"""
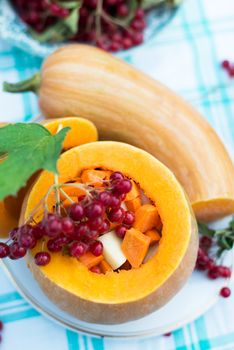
[20,141,198,324]
[4,45,234,221]
[0,117,98,237]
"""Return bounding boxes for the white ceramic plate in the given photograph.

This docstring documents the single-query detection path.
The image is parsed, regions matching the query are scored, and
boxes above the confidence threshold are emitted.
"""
[1,217,233,339]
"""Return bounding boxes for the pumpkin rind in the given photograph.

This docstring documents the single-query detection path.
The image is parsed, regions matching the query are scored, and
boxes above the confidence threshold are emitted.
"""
[38,44,234,222]
[20,142,198,324]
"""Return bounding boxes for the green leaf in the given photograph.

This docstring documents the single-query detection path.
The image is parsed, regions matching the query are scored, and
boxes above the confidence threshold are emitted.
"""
[57,0,80,9]
[198,222,215,237]
[141,0,182,10]
[30,4,80,43]
[0,123,69,200]
[229,216,234,231]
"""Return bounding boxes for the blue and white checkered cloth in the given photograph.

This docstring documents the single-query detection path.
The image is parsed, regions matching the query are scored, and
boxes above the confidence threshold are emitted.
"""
[1,0,234,349]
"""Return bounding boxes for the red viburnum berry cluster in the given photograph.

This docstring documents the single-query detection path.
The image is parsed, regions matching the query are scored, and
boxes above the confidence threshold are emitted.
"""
[196,235,232,298]
[0,172,135,271]
[12,0,146,52]
[221,60,234,77]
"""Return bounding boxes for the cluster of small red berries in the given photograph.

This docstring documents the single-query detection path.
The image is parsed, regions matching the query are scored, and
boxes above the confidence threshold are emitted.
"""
[196,236,232,298]
[221,60,234,77]
[0,172,134,271]
[0,321,3,344]
[12,0,146,52]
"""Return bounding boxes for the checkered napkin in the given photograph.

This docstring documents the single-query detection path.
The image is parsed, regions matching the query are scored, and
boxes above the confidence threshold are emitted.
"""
[0,0,234,349]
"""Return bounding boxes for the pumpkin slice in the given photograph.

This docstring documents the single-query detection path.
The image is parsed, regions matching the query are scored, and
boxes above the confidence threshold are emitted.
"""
[20,141,198,324]
[145,229,161,244]
[0,117,98,238]
[41,117,98,151]
[122,228,151,268]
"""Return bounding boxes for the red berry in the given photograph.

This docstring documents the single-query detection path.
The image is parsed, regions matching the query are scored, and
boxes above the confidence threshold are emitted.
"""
[111,32,122,43]
[109,194,122,208]
[9,242,27,259]
[98,219,110,234]
[47,213,57,221]
[27,11,40,24]
[122,37,133,49]
[105,0,118,5]
[110,171,124,182]
[108,207,125,223]
[90,241,103,256]
[123,211,135,225]
[34,252,51,266]
[32,224,45,239]
[207,258,215,270]
[115,225,127,238]
[19,232,36,249]
[80,7,89,18]
[113,179,132,194]
[90,266,101,273]
[221,60,230,69]
[98,191,112,207]
[69,203,84,221]
[70,242,87,258]
[131,19,146,30]
[0,243,10,258]
[220,287,231,298]
[61,217,74,236]
[54,235,71,247]
[85,202,104,219]
[197,247,206,258]
[85,0,98,9]
[218,266,231,278]
[45,217,62,237]
[117,4,128,17]
[135,8,145,20]
[229,66,234,77]
[132,32,143,45]
[88,216,103,230]
[49,3,69,17]
[84,230,99,242]
[0,320,3,331]
[200,236,212,250]
[164,332,172,337]
[208,266,219,279]
[47,239,61,252]
[74,222,90,239]
[110,42,121,52]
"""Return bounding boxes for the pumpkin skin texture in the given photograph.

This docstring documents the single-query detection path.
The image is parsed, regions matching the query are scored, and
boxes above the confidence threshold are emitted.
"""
[20,142,198,324]
[32,44,234,222]
[0,117,97,238]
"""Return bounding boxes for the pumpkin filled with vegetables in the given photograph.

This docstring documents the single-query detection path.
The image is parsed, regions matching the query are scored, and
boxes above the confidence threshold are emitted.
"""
[17,141,198,324]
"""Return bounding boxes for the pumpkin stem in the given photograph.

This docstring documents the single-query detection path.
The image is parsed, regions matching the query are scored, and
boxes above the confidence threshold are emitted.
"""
[3,73,41,94]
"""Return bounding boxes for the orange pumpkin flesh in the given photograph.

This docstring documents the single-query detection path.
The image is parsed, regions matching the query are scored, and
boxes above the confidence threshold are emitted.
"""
[20,141,198,324]
[0,117,98,238]
[41,117,98,151]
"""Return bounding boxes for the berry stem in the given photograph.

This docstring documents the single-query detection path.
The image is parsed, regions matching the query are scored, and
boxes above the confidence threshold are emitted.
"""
[54,124,63,215]
[3,73,41,94]
[59,188,75,204]
[95,0,103,38]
